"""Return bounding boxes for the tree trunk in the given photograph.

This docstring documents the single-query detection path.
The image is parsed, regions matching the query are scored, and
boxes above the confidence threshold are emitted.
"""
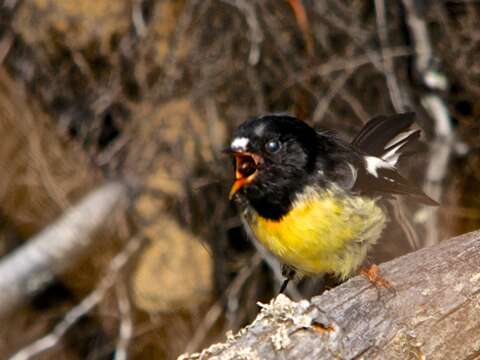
[181,230,480,360]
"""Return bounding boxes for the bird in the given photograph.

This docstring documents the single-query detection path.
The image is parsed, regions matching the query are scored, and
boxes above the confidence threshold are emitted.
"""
[225,112,437,293]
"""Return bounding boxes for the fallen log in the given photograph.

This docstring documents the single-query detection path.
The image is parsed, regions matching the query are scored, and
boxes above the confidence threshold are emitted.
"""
[181,229,480,359]
[0,181,128,316]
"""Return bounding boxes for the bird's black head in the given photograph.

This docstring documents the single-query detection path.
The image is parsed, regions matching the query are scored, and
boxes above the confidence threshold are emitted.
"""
[226,114,320,220]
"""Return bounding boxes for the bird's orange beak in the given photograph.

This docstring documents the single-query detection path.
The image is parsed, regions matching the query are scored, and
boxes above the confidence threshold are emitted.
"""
[228,152,262,199]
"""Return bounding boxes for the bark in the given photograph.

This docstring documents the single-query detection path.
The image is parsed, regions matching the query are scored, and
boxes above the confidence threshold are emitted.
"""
[181,230,480,360]
[0,181,128,316]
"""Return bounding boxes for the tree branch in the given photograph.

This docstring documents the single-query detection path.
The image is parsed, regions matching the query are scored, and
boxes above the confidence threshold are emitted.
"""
[0,181,129,316]
[9,235,142,360]
[181,230,480,359]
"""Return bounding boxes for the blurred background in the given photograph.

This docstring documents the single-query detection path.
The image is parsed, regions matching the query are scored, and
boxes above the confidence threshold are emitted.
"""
[0,0,479,359]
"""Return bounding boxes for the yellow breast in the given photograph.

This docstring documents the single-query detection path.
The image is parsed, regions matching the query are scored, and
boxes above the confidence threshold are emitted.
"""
[247,188,386,279]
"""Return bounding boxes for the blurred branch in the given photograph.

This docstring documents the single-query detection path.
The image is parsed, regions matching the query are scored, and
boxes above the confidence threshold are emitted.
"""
[9,235,142,360]
[114,281,134,360]
[374,0,407,112]
[0,182,129,316]
[181,230,480,359]
[401,0,452,138]
[391,197,420,250]
[3,0,21,10]
[312,68,354,123]
[221,0,263,65]
[401,0,457,246]
[337,90,370,123]
[185,254,263,354]
[283,47,412,90]
[287,0,313,56]
[0,32,14,65]
[132,0,148,37]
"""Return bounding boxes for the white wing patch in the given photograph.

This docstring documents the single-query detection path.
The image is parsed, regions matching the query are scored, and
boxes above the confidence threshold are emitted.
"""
[365,156,394,177]
[384,129,417,150]
[382,129,417,166]
[381,144,402,166]
[231,137,250,151]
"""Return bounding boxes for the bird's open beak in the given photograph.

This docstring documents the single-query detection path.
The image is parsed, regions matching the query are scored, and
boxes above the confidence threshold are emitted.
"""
[226,150,262,199]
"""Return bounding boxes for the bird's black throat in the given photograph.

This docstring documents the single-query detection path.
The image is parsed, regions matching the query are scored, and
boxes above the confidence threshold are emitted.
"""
[237,174,310,221]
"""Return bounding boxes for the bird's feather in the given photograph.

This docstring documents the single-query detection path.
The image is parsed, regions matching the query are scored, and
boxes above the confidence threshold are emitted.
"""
[351,112,416,157]
[347,113,438,205]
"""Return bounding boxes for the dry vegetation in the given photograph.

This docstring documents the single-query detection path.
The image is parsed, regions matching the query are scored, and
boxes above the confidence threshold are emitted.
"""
[0,0,479,359]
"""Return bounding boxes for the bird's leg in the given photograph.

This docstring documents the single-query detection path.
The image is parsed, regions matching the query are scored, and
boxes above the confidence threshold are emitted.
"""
[359,264,391,288]
[279,279,290,294]
[279,265,296,294]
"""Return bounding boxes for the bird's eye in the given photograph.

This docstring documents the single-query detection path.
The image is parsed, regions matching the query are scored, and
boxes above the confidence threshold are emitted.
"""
[265,139,281,153]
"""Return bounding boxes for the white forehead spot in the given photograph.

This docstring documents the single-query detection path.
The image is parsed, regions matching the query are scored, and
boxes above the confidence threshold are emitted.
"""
[231,137,249,151]
[254,123,266,136]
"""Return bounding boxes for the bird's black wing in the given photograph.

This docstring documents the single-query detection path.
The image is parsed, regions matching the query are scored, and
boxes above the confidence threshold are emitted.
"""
[349,112,437,205]
[353,162,438,205]
[351,112,416,157]
[314,114,437,205]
